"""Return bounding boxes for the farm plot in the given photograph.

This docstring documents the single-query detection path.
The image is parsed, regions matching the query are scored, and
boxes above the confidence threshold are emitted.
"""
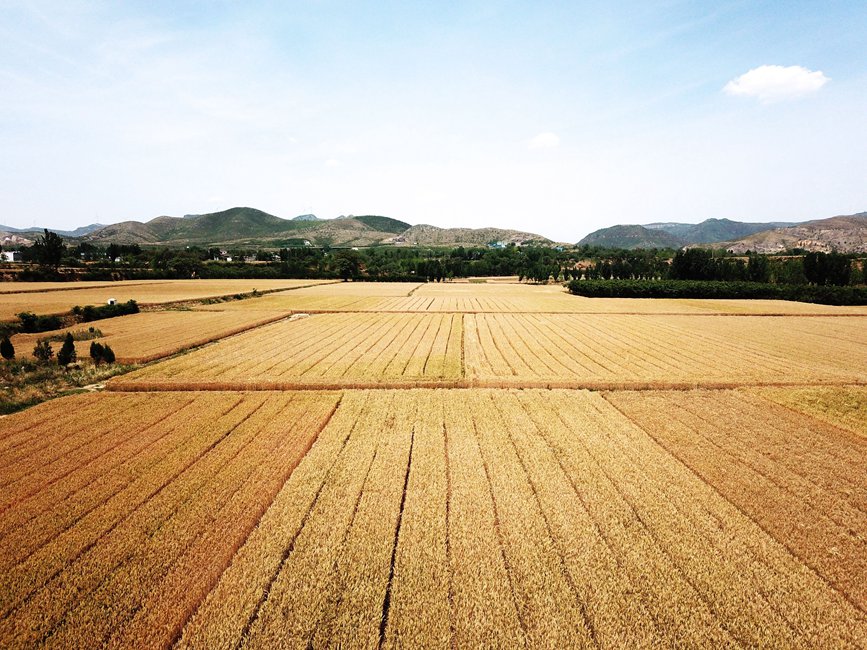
[176,389,866,649]
[194,282,424,313]
[11,310,292,363]
[194,293,386,313]
[280,281,423,297]
[0,280,158,294]
[605,388,867,613]
[113,312,464,389]
[0,279,332,320]
[0,390,341,650]
[464,313,867,387]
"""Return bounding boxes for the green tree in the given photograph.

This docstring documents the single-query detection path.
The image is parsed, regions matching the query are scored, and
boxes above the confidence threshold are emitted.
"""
[335,251,361,281]
[57,333,76,367]
[747,254,770,283]
[0,335,14,360]
[90,341,105,365]
[102,344,116,364]
[32,229,66,269]
[33,339,54,362]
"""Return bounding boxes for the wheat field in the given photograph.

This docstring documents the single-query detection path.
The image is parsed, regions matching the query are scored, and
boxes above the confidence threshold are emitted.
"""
[2,280,865,648]
[0,279,333,320]
[10,310,293,363]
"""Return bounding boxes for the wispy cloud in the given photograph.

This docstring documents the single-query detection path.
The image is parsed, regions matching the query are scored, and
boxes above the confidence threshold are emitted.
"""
[527,132,560,149]
[724,65,829,103]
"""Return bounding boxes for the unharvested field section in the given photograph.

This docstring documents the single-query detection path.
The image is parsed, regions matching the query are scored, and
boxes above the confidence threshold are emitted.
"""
[115,312,463,389]
[3,389,861,648]
[758,385,867,438]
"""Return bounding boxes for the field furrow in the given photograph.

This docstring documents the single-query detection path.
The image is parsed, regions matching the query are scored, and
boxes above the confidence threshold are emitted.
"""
[606,390,867,623]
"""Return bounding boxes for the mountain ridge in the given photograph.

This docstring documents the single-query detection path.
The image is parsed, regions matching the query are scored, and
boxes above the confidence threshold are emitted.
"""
[580,218,799,249]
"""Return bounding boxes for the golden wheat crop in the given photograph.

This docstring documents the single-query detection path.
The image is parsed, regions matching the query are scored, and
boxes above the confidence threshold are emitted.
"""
[464,313,867,387]
[0,391,340,649]
[3,278,867,649]
[113,312,463,389]
[606,388,867,614]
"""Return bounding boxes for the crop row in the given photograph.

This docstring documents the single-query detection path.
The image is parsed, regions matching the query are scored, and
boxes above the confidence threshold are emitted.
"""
[0,391,340,649]
[118,312,464,387]
[607,388,867,612]
[178,389,865,647]
[111,312,867,390]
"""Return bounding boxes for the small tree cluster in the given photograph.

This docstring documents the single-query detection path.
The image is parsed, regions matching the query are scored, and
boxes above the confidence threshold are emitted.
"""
[57,333,77,367]
[89,341,116,365]
[0,335,14,360]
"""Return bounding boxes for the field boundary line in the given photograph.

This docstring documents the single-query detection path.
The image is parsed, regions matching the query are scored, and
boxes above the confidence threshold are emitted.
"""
[106,378,867,392]
[469,416,530,641]
[230,393,368,649]
[196,308,867,316]
[377,422,415,649]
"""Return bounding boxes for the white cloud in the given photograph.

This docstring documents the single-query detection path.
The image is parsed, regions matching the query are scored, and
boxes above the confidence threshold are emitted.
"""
[724,65,829,103]
[527,131,560,149]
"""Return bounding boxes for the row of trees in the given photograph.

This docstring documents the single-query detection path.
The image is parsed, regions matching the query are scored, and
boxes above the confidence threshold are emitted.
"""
[667,249,860,286]
[8,230,866,286]
[0,334,115,366]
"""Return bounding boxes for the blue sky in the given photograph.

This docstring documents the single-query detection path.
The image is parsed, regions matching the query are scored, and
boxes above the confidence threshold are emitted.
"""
[1,1,865,241]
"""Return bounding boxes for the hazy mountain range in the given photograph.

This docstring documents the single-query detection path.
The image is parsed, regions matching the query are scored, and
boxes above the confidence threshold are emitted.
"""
[4,208,866,252]
[0,207,548,249]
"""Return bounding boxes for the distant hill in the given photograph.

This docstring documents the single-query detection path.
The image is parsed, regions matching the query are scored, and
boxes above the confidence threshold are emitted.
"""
[7,208,553,249]
[724,213,867,253]
[81,207,412,247]
[351,215,411,234]
[645,218,796,244]
[69,207,554,248]
[580,218,798,249]
[578,225,682,249]
[402,224,550,247]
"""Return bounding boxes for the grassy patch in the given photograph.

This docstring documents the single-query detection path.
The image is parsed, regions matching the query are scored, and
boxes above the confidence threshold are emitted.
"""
[0,359,138,415]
